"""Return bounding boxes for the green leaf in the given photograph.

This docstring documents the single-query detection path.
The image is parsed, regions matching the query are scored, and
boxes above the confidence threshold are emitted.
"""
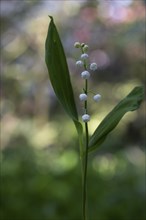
[45,16,84,157]
[45,16,78,122]
[88,86,144,153]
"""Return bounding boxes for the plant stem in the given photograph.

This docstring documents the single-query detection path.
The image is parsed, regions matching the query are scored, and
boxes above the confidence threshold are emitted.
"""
[83,78,89,220]
[83,121,89,220]
[80,45,89,220]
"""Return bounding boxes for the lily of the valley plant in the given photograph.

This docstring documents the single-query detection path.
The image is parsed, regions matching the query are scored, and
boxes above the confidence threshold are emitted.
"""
[45,16,144,220]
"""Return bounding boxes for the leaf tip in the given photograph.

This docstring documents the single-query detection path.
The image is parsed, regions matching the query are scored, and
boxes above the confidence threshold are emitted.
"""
[48,15,53,21]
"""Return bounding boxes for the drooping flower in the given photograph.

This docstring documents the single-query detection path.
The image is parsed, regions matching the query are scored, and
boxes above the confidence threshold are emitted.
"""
[90,63,97,71]
[81,43,85,47]
[93,94,101,102]
[83,45,89,52]
[81,53,89,60]
[76,60,83,67]
[79,93,87,101]
[74,42,80,48]
[82,114,90,122]
[81,71,90,79]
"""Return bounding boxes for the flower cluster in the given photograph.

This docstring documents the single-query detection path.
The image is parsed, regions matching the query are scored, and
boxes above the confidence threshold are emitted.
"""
[74,42,101,123]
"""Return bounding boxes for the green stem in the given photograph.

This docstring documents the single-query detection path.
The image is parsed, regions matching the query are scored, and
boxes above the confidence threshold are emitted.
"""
[83,78,89,220]
[80,46,89,220]
[83,121,89,220]
[85,80,88,112]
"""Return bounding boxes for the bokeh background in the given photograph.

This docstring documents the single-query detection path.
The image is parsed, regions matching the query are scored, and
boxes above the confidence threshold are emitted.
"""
[0,0,145,220]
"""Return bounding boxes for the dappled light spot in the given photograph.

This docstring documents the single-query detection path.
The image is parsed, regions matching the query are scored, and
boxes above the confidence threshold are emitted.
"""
[49,150,78,174]
[124,147,145,167]
[92,154,127,179]
[3,36,27,60]
[29,123,58,149]
[90,49,110,69]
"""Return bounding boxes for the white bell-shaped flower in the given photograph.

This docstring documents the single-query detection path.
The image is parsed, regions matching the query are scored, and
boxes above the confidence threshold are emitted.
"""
[81,71,90,79]
[93,94,101,102]
[79,93,87,101]
[90,63,97,71]
[82,114,90,122]
[76,60,83,67]
[81,53,88,60]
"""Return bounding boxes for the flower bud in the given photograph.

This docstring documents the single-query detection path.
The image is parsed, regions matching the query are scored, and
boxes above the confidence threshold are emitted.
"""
[81,53,88,60]
[79,93,87,101]
[74,42,80,48]
[93,94,101,102]
[90,63,97,71]
[83,45,89,52]
[81,71,90,79]
[82,114,90,122]
[81,43,85,47]
[76,60,83,67]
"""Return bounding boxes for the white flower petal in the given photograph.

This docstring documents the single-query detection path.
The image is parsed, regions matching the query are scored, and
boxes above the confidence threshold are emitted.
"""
[79,93,87,101]
[93,94,101,102]
[82,114,90,122]
[90,63,97,71]
[81,71,90,79]
[81,53,89,60]
[76,60,83,67]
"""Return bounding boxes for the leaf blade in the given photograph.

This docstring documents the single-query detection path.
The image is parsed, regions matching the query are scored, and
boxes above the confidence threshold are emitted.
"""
[45,17,84,158]
[45,16,78,121]
[88,86,144,153]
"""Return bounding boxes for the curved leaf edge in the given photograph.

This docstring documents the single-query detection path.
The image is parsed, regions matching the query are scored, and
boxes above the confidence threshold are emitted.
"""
[88,86,144,154]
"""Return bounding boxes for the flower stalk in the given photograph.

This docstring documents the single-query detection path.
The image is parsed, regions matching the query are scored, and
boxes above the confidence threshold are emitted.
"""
[83,120,89,220]
[80,43,90,220]
[83,78,89,220]
[75,41,100,220]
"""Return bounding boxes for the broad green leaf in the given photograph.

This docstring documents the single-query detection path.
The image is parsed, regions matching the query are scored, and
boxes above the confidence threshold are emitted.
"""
[45,16,78,122]
[45,16,84,156]
[88,86,144,153]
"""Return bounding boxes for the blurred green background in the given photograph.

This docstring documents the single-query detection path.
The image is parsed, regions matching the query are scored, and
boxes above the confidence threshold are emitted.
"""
[0,0,145,220]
